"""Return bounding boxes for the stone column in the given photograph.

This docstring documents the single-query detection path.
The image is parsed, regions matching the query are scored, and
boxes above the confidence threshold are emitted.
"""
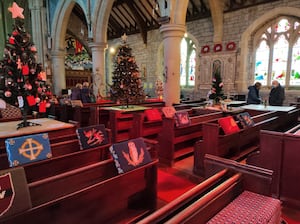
[28,0,46,65]
[159,24,186,106]
[88,42,108,97]
[51,50,66,96]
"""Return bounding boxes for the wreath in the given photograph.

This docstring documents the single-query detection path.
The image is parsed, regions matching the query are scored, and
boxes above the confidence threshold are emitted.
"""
[213,44,222,52]
[201,45,210,54]
[226,42,236,51]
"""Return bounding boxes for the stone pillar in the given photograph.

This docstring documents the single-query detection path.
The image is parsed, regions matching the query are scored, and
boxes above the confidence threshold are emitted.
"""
[51,50,66,96]
[88,42,108,97]
[159,24,186,106]
[28,0,46,65]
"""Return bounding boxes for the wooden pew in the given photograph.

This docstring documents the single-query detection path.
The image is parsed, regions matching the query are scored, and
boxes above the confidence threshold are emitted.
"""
[193,111,279,176]
[130,112,163,139]
[1,159,158,224]
[247,128,300,209]
[0,118,78,154]
[137,155,280,224]
[158,111,223,166]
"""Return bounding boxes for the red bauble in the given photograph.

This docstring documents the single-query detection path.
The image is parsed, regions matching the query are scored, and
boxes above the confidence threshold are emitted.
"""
[22,64,29,75]
[24,83,32,90]
[12,30,19,36]
[9,36,15,44]
[4,90,12,97]
[30,46,37,52]
[37,87,42,93]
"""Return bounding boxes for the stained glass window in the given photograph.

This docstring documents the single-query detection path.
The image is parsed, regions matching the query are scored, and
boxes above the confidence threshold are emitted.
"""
[272,35,288,85]
[290,37,300,85]
[180,37,196,87]
[254,17,300,87]
[254,40,269,85]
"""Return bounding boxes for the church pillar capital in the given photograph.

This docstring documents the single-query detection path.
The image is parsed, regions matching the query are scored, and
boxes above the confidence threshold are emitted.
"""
[88,42,108,51]
[159,24,186,39]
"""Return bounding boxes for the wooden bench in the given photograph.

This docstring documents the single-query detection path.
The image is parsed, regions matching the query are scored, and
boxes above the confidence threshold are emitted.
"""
[193,111,280,176]
[158,111,223,166]
[137,155,280,224]
[0,136,158,223]
[1,159,158,224]
[247,128,300,209]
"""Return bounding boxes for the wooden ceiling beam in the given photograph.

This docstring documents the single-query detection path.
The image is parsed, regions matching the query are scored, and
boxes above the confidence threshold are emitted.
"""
[125,0,148,44]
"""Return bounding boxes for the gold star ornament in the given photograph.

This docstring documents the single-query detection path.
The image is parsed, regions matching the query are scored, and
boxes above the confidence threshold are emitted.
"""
[8,2,25,19]
[121,33,127,43]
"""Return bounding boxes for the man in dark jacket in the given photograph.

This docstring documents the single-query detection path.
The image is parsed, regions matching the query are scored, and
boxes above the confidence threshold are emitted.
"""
[269,80,285,106]
[247,82,262,104]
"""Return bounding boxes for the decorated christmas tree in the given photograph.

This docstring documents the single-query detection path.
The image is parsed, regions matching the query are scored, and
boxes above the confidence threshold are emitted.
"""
[208,68,224,103]
[109,34,145,107]
[0,2,51,129]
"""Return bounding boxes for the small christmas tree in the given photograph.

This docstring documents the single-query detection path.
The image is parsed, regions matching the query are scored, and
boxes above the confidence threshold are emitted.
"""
[208,70,224,104]
[109,34,145,107]
[0,2,51,129]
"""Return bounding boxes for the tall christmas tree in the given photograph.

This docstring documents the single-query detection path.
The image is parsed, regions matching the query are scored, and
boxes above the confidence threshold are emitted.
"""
[209,62,224,103]
[109,34,145,107]
[0,2,51,129]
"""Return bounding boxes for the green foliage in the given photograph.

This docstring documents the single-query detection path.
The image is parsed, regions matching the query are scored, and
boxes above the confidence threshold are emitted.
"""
[0,19,51,112]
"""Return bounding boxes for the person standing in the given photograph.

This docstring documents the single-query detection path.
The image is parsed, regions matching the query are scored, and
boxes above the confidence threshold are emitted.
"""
[70,83,82,100]
[269,80,285,106]
[80,82,91,103]
[246,82,262,104]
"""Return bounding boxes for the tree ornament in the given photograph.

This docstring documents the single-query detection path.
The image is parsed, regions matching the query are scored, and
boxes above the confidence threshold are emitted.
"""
[24,83,32,90]
[8,2,25,19]
[4,90,12,97]
[30,45,37,52]
[9,36,15,44]
[35,97,41,103]
[16,58,22,69]
[22,64,29,75]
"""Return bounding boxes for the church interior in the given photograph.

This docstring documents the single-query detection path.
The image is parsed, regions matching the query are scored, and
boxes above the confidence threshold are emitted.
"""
[0,0,300,223]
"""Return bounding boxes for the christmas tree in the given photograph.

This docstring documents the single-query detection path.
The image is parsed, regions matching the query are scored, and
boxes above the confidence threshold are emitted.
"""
[0,2,51,129]
[209,66,224,103]
[109,34,145,107]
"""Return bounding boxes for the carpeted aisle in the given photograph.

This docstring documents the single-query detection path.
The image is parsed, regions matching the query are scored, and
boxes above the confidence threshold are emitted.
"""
[157,169,196,203]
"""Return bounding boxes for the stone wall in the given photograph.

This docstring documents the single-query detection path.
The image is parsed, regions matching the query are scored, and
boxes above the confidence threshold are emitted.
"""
[185,0,300,102]
[106,0,300,104]
[107,30,163,98]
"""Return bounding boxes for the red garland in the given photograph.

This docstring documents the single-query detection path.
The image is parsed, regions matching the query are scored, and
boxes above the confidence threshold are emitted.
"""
[201,45,210,54]
[226,42,236,51]
[213,44,222,52]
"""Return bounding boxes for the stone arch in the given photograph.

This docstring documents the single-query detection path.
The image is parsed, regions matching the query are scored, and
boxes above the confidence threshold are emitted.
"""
[50,1,76,95]
[92,1,114,43]
[239,7,300,92]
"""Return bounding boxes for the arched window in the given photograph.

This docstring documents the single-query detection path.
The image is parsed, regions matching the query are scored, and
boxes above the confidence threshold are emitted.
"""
[180,37,196,87]
[254,17,300,87]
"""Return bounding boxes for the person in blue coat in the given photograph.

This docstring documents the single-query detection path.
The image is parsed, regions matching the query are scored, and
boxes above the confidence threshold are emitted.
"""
[247,82,262,104]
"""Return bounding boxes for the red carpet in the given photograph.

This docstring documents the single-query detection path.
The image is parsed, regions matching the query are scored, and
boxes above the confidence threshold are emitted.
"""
[157,169,196,203]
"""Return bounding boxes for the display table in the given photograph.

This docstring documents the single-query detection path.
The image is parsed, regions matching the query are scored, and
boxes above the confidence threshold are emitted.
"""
[102,105,149,112]
[0,118,75,139]
[241,104,296,112]
[221,100,247,107]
